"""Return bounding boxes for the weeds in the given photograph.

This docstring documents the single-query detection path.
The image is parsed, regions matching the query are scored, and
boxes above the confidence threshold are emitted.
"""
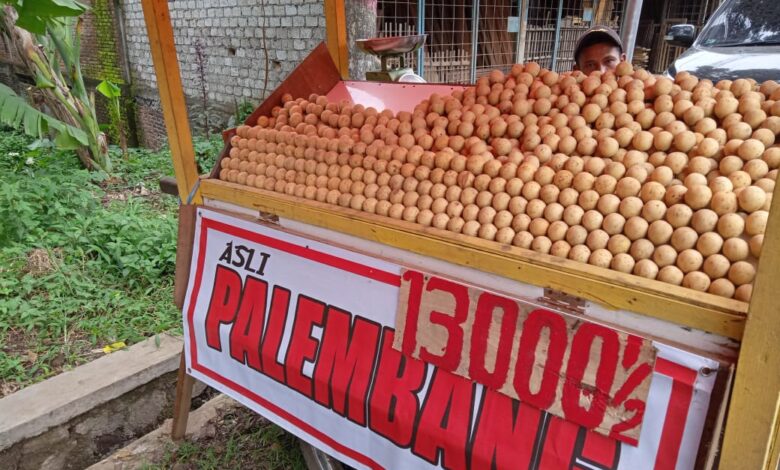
[0,128,193,394]
[234,99,256,125]
[193,135,224,174]
[0,126,310,465]
[142,406,307,470]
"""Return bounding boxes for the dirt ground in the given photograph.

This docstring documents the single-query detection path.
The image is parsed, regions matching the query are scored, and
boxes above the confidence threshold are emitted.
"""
[140,403,308,470]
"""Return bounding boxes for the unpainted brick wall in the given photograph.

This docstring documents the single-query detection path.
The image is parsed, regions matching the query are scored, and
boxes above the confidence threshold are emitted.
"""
[121,0,327,148]
[81,0,125,84]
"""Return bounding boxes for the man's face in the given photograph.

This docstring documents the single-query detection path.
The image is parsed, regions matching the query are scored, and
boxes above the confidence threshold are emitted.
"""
[576,43,626,75]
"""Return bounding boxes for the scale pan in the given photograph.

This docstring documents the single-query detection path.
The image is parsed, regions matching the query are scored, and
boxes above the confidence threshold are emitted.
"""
[356,34,427,56]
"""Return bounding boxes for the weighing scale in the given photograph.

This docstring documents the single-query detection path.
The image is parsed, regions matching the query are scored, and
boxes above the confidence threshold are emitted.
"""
[356,34,427,82]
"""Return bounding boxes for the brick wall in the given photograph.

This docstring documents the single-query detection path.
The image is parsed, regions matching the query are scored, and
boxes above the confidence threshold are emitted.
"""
[121,0,327,148]
[81,0,125,84]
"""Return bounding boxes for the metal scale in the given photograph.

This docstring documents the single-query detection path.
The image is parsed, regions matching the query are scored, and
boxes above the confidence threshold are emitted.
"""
[356,34,428,83]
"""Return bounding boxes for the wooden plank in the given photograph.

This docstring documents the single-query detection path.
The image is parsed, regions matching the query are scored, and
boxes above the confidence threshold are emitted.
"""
[517,0,528,63]
[170,349,195,441]
[199,179,747,340]
[204,198,740,358]
[765,394,780,470]
[594,0,608,24]
[720,179,780,468]
[324,0,349,78]
[701,365,734,469]
[394,268,655,444]
[174,204,197,309]
[140,0,197,444]
[140,0,201,204]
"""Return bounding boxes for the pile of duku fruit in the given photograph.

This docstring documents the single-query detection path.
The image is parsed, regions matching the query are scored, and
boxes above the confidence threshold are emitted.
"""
[219,61,780,302]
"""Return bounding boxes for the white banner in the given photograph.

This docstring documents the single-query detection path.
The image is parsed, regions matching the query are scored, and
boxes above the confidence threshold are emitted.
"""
[182,208,719,470]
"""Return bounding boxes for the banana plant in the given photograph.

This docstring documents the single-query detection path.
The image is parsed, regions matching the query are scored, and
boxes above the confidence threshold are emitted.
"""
[97,79,127,158]
[0,82,87,148]
[0,0,111,172]
[3,0,86,34]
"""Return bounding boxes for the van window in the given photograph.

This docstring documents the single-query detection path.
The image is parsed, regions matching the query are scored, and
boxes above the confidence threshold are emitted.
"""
[697,0,780,47]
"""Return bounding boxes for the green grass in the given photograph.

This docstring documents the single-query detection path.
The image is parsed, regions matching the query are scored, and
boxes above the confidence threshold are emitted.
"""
[141,406,307,470]
[0,128,308,466]
[0,129,223,395]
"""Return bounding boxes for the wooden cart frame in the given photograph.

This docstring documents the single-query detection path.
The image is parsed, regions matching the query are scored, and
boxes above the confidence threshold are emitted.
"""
[139,0,779,467]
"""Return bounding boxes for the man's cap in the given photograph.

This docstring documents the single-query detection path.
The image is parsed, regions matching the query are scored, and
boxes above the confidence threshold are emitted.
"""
[574,25,624,63]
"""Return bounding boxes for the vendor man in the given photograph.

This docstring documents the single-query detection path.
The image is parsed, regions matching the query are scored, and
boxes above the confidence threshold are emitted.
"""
[573,25,626,74]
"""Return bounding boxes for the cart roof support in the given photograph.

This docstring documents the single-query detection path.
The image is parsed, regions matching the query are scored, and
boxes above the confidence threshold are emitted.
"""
[721,183,780,467]
[140,0,201,204]
[324,0,349,78]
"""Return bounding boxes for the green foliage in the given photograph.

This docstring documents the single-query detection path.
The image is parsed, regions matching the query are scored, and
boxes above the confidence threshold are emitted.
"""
[235,99,256,125]
[4,0,88,34]
[92,0,127,152]
[0,83,88,149]
[71,201,177,287]
[193,135,225,173]
[96,80,120,99]
[142,408,307,470]
[222,99,257,132]
[0,128,180,391]
[97,80,126,154]
[0,2,112,172]
[0,161,96,246]
[0,127,35,157]
[110,144,176,187]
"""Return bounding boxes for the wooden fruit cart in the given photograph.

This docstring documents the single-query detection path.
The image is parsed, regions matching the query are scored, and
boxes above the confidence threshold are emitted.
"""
[140,1,780,468]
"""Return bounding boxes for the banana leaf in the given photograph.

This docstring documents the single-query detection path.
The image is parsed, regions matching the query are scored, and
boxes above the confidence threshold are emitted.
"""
[96,80,121,99]
[12,0,88,35]
[0,83,88,149]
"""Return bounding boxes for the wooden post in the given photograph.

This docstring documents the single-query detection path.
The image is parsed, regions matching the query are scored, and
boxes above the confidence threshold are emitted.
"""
[720,183,780,468]
[170,204,198,440]
[324,0,349,78]
[174,205,198,310]
[171,349,196,441]
[619,0,644,63]
[516,0,528,63]
[766,394,780,470]
[139,0,201,440]
[140,0,201,203]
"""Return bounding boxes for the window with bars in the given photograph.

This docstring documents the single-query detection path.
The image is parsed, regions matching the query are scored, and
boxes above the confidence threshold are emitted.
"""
[367,0,626,83]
